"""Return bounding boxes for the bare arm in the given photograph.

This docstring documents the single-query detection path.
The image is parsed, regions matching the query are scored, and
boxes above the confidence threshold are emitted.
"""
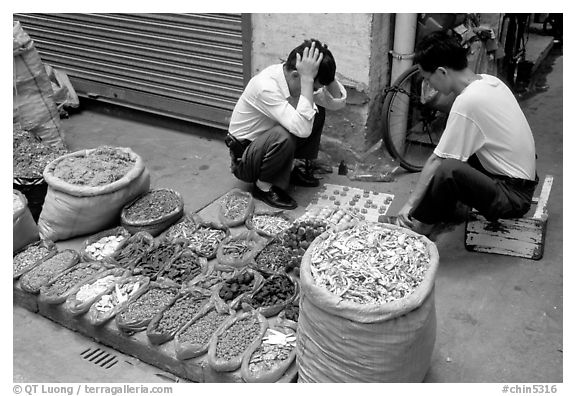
[398,153,444,225]
[325,79,342,98]
[296,41,323,106]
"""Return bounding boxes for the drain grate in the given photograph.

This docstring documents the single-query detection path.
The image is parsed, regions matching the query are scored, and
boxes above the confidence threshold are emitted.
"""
[80,347,119,369]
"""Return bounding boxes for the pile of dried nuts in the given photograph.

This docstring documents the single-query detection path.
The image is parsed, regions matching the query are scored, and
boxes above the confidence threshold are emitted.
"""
[85,235,126,260]
[13,243,53,276]
[52,146,134,187]
[215,315,261,361]
[280,220,327,273]
[248,328,296,374]
[20,250,77,292]
[42,264,102,298]
[254,241,293,273]
[251,214,291,236]
[310,223,431,304]
[155,294,208,334]
[219,272,255,302]
[124,190,180,222]
[188,225,227,258]
[248,274,294,309]
[160,251,203,284]
[178,309,229,345]
[117,287,178,324]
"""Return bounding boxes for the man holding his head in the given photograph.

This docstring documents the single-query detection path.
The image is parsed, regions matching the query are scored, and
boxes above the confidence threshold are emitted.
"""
[226,39,347,209]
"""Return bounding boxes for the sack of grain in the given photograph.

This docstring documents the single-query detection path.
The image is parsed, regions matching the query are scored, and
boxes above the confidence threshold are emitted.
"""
[297,221,439,382]
[13,189,40,252]
[38,146,150,241]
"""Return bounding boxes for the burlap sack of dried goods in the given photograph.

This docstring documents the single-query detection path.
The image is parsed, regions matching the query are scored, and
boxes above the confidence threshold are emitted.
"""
[13,189,40,252]
[115,279,180,335]
[297,222,439,383]
[146,288,212,346]
[174,302,233,361]
[85,275,150,327]
[207,309,268,373]
[240,322,297,383]
[63,267,130,316]
[38,147,150,242]
[13,21,64,147]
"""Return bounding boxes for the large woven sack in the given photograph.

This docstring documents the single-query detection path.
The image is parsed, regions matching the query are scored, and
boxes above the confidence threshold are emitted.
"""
[297,222,439,383]
[13,21,64,146]
[13,189,39,252]
[38,147,150,242]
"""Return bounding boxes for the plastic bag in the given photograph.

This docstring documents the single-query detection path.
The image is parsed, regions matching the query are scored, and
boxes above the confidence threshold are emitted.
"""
[38,147,150,242]
[207,309,268,373]
[173,302,233,361]
[13,239,57,280]
[245,209,293,238]
[13,189,40,253]
[241,322,297,383]
[115,279,180,335]
[80,226,131,262]
[63,267,129,316]
[85,275,150,327]
[215,230,267,270]
[19,249,80,294]
[105,231,154,268]
[186,221,230,260]
[212,267,264,313]
[146,288,212,345]
[217,188,255,227]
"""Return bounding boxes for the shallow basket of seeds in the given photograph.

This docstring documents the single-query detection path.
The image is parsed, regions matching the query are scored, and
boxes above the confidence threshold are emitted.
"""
[38,261,111,305]
[121,189,184,237]
[13,239,58,279]
[307,222,435,305]
[146,289,212,345]
[217,188,255,227]
[208,310,268,373]
[246,210,293,238]
[19,249,81,294]
[116,280,179,334]
[174,304,233,360]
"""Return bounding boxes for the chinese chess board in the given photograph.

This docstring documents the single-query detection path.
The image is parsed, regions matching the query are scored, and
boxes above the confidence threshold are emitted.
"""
[304,183,395,224]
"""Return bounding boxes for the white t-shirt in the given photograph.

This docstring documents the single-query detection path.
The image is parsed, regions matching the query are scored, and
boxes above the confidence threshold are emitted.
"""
[434,74,536,180]
[228,64,347,141]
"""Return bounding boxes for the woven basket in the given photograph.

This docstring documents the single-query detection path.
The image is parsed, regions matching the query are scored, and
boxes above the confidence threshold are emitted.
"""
[121,188,184,237]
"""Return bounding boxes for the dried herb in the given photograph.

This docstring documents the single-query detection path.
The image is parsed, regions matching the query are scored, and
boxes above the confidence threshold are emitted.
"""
[188,225,227,258]
[251,214,291,236]
[254,241,293,273]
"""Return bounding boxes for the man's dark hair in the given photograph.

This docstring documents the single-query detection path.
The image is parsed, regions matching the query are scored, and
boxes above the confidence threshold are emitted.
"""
[414,30,468,73]
[285,38,336,85]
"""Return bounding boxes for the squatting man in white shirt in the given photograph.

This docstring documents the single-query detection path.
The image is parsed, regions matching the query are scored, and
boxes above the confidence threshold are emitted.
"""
[226,39,347,209]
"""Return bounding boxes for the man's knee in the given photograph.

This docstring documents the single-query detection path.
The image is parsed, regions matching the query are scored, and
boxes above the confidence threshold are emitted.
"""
[267,125,296,151]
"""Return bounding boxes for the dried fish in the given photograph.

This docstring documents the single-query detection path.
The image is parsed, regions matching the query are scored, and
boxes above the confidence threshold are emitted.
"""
[310,223,430,304]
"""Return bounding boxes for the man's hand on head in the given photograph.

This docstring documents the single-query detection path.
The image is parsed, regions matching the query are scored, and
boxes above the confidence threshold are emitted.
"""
[296,41,323,82]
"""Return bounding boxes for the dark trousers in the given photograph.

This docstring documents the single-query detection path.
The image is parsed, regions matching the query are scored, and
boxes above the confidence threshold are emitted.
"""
[230,106,325,190]
[410,156,538,224]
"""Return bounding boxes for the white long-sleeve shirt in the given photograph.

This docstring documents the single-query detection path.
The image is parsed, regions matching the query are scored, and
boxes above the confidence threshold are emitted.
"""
[228,64,347,141]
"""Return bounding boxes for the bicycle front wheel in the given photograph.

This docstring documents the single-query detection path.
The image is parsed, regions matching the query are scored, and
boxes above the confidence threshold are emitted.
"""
[382,65,448,172]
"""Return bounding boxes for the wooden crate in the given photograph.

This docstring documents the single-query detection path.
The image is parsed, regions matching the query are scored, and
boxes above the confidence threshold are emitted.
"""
[464,175,553,260]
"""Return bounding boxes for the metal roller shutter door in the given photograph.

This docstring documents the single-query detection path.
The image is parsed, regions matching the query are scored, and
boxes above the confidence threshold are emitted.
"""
[13,13,250,130]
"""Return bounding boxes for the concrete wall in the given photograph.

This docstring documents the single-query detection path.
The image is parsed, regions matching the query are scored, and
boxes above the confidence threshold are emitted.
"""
[250,13,393,162]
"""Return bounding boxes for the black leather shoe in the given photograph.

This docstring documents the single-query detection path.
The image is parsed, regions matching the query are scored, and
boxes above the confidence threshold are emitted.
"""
[290,166,320,187]
[253,185,297,210]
